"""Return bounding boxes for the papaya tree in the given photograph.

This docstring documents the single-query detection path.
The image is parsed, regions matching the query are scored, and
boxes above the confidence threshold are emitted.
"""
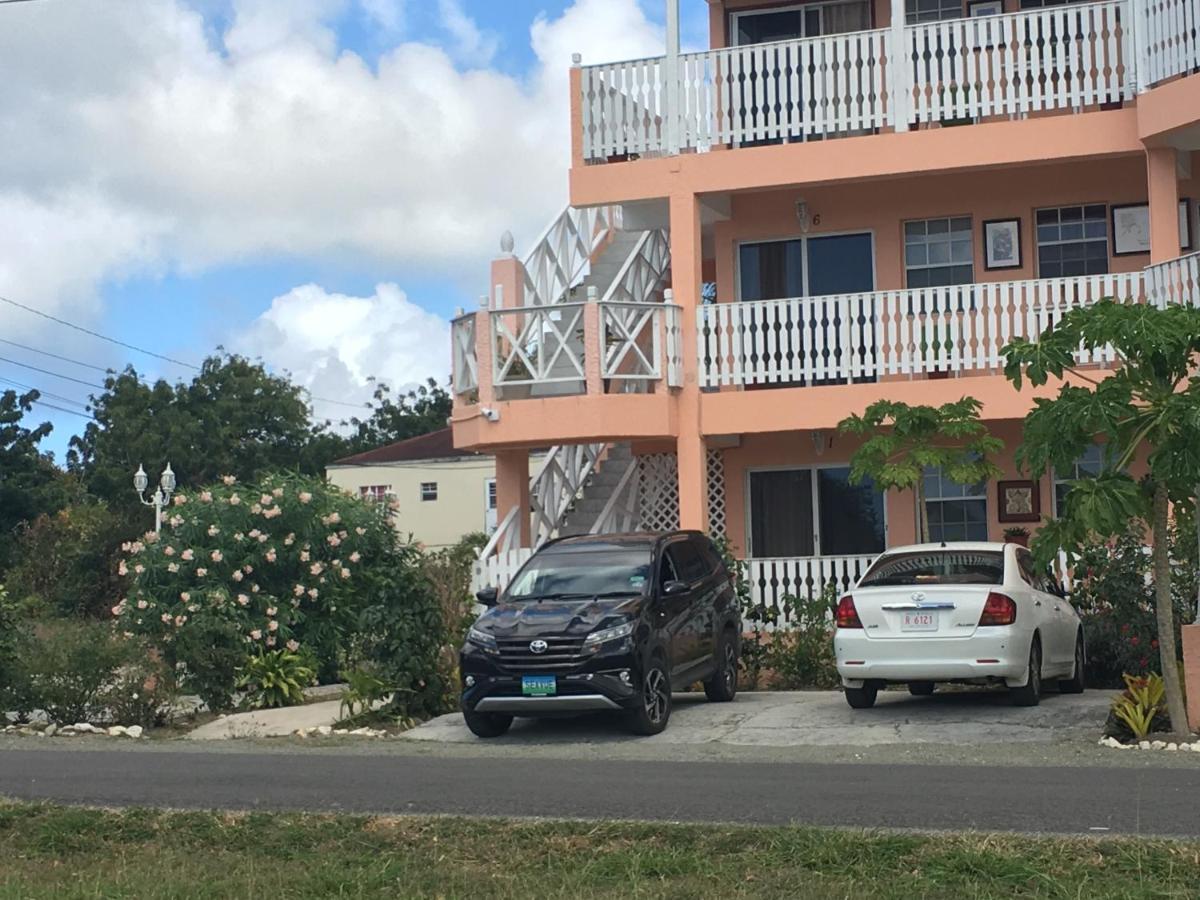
[839,398,1003,544]
[1003,299,1200,738]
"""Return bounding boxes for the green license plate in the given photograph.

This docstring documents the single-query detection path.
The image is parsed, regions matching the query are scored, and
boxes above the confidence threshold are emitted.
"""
[521,675,557,696]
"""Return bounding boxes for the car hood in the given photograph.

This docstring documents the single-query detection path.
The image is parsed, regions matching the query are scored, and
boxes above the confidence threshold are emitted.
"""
[475,594,645,640]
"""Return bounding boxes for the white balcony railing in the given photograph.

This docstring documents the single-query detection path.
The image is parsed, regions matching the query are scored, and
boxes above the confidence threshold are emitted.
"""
[1146,249,1200,307]
[698,272,1144,388]
[576,0,1197,163]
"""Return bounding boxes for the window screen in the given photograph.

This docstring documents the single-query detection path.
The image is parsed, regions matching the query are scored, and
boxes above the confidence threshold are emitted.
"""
[924,466,988,542]
[905,217,974,288]
[1036,205,1109,277]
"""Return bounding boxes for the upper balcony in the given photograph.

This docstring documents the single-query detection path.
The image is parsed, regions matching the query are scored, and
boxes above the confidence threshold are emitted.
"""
[570,0,1197,178]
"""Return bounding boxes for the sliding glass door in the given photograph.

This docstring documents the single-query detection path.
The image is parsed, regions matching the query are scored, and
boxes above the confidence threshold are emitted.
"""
[748,467,885,558]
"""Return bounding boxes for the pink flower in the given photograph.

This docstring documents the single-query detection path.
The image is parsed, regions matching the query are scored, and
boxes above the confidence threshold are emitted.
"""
[284,533,296,546]
[265,549,277,563]
[175,615,188,627]
[111,602,126,616]
[200,490,213,503]
[211,550,223,562]
[250,629,262,641]
[168,515,184,528]
[300,551,311,562]
[144,531,159,544]
[263,506,282,519]
[251,584,260,593]
[196,567,208,577]
[294,584,306,597]
[298,492,313,504]
[161,613,172,623]
[340,568,351,580]
[231,570,244,582]
[237,594,250,607]
[273,488,284,498]
[266,636,277,647]
[222,475,237,486]
[128,541,145,555]
[249,529,261,539]
[234,533,245,542]
[187,604,199,613]
[308,588,319,599]
[207,524,220,536]
[250,504,263,515]
[355,527,366,536]
[173,495,187,506]
[118,560,129,576]
[134,564,145,575]
[180,592,191,602]
[327,534,341,547]
[164,546,176,557]
[168,562,180,573]
[243,564,254,574]
[310,562,323,576]
[257,533,267,543]
[268,620,279,632]
[321,512,341,526]
[286,639,300,652]
[266,606,277,617]
[181,549,194,561]
[349,552,361,563]
[136,599,148,610]
[260,494,273,505]
[228,494,241,506]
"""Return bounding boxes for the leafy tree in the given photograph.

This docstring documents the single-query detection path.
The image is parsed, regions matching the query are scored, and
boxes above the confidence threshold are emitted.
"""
[839,398,1003,543]
[0,389,75,572]
[333,378,452,458]
[68,355,323,512]
[1003,299,1200,738]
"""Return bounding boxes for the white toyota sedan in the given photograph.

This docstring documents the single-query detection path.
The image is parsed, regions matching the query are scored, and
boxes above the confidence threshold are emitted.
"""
[834,542,1084,709]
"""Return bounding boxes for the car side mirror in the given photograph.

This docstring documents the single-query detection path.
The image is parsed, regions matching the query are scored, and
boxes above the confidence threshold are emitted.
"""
[662,580,689,597]
[475,586,499,607]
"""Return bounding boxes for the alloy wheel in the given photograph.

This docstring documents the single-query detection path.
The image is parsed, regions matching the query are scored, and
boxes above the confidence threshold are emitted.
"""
[722,643,737,693]
[644,668,669,724]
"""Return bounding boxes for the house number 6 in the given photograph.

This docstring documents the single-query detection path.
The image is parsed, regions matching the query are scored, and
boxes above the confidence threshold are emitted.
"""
[812,214,821,227]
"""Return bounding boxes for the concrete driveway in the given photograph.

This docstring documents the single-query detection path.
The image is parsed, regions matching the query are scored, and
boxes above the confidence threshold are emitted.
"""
[403,688,1113,748]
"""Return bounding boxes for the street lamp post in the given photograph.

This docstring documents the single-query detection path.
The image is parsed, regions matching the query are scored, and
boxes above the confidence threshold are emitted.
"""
[134,463,176,533]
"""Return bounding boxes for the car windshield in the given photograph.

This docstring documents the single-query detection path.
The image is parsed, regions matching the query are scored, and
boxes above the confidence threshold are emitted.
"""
[506,549,652,601]
[858,551,1005,587]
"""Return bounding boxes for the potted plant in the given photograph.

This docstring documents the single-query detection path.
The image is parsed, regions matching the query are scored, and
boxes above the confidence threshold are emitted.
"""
[1003,526,1030,547]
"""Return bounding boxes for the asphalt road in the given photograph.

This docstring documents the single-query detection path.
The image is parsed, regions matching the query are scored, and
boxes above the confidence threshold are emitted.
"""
[3,748,1198,836]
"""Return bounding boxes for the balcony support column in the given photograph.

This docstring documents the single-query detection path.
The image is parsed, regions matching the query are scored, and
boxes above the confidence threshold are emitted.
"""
[670,191,708,532]
[1147,147,1181,264]
[474,295,495,408]
[890,0,909,133]
[495,449,531,549]
[584,286,604,395]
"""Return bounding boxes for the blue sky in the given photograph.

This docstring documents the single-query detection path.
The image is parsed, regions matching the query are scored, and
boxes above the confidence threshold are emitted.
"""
[0,0,705,462]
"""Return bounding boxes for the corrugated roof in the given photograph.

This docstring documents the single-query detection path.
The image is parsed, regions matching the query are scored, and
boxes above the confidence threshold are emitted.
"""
[329,428,479,466]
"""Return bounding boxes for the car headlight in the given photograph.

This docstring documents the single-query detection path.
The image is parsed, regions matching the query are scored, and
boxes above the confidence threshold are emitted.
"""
[583,620,635,649]
[467,627,498,653]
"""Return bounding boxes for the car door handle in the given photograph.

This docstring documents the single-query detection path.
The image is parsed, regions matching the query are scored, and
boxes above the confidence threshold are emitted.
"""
[1054,605,1061,612]
[1034,600,1042,607]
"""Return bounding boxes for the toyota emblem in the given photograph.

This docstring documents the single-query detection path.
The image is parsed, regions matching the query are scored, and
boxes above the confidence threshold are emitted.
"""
[529,639,548,654]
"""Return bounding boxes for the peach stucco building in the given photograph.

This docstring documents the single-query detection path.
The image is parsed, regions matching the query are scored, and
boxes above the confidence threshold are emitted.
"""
[450,0,1200,660]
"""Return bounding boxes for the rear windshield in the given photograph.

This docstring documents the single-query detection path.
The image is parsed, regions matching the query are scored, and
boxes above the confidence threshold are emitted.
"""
[858,551,1005,587]
[506,549,652,600]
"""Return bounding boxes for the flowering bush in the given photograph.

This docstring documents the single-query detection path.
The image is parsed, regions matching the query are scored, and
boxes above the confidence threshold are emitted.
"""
[1069,522,1197,688]
[114,472,420,709]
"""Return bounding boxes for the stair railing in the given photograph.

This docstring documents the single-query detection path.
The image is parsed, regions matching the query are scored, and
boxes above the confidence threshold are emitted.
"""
[522,205,618,307]
[589,456,641,534]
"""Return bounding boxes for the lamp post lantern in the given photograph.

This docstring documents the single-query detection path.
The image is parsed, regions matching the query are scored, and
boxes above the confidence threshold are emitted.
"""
[135,463,176,533]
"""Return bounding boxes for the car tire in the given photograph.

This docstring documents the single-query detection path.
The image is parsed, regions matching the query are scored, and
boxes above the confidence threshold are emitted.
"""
[1008,637,1042,707]
[703,632,738,703]
[907,682,936,696]
[1058,633,1086,694]
[844,684,878,709]
[627,658,672,735]
[462,709,513,738]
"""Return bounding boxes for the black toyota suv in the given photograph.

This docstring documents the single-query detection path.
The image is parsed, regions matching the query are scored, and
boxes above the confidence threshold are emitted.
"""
[460,531,741,737]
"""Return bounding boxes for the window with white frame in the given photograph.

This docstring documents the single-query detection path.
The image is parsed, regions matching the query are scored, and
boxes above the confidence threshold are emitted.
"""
[924,466,988,542]
[907,0,964,24]
[1053,444,1107,516]
[904,217,974,288]
[1036,205,1109,278]
[359,485,391,504]
[420,482,438,502]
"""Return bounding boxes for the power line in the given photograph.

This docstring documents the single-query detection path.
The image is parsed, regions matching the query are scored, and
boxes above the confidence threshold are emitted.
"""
[0,356,105,389]
[0,337,118,374]
[0,294,200,370]
[0,375,91,409]
[28,398,96,420]
[0,0,52,5]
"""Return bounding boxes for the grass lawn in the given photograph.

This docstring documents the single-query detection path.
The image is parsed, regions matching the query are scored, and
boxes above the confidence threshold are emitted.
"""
[1,803,1198,899]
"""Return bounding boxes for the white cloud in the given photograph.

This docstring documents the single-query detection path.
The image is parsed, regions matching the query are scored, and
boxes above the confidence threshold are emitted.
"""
[437,0,498,65]
[0,0,663,396]
[235,282,450,419]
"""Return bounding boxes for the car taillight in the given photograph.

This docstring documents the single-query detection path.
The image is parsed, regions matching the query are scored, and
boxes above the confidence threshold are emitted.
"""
[836,595,862,629]
[979,592,1017,626]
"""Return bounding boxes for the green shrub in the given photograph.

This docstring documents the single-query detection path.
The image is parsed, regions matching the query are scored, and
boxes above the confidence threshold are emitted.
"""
[340,666,392,721]
[710,536,774,689]
[169,618,247,713]
[1069,524,1197,688]
[237,649,316,709]
[767,584,840,690]
[0,586,26,710]
[7,621,171,725]
[6,503,134,619]
[1105,673,1171,743]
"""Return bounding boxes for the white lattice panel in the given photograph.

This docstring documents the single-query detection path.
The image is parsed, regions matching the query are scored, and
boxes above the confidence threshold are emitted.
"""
[707,449,726,538]
[636,453,679,533]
